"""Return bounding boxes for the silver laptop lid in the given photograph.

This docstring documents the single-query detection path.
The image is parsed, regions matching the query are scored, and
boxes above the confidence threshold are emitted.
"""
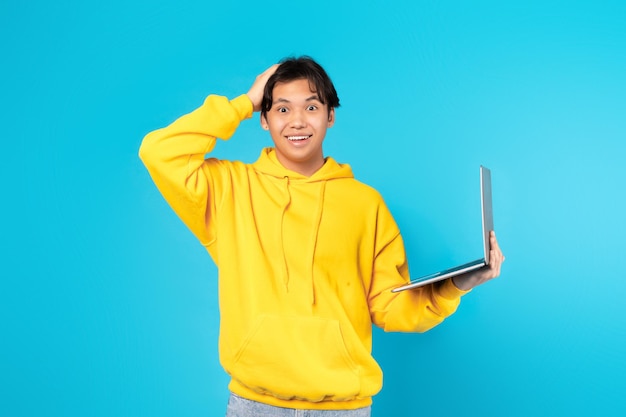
[480,166,494,265]
[391,166,493,293]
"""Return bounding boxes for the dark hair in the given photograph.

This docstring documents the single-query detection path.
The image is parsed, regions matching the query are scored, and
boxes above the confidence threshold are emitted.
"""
[261,56,340,118]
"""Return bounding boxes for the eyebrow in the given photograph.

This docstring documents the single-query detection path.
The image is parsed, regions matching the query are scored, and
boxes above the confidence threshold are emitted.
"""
[273,95,321,104]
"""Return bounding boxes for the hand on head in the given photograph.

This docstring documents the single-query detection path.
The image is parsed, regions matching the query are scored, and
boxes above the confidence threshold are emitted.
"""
[247,64,280,112]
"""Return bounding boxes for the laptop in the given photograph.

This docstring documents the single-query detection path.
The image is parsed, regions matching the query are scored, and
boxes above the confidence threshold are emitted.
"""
[392,166,494,292]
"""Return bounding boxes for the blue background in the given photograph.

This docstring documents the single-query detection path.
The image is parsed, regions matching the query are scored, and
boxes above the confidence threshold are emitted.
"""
[2,0,625,416]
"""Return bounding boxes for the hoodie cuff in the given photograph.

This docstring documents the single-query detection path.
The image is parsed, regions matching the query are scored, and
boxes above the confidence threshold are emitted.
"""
[439,278,471,300]
[231,94,254,121]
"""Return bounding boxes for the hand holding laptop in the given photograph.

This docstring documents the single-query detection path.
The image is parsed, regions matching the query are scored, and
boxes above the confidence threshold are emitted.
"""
[451,231,505,290]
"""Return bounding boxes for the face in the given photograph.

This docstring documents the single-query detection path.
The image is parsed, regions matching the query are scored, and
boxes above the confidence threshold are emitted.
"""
[261,78,335,176]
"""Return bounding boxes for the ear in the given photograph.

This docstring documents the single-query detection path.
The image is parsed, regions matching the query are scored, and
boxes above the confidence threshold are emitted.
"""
[260,113,269,130]
[327,108,336,128]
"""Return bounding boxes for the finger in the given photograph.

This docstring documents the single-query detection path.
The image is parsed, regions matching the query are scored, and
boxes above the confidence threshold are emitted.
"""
[495,252,503,277]
[489,249,502,277]
[259,64,280,81]
[494,255,502,276]
[249,64,282,112]
[490,231,500,250]
[490,231,504,262]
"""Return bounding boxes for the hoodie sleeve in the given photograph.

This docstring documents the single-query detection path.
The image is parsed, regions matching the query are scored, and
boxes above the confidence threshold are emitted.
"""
[367,202,470,333]
[138,94,253,246]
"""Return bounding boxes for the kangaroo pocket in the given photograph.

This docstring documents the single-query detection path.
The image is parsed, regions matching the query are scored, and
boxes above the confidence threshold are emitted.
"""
[230,315,362,402]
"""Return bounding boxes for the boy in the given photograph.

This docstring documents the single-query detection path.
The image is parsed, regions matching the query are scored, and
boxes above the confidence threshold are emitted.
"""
[139,57,504,416]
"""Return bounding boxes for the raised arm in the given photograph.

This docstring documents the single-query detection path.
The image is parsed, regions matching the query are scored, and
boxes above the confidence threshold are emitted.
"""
[138,94,252,245]
[138,65,280,246]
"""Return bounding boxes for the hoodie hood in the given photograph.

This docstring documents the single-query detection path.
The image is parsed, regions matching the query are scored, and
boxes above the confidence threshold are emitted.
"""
[252,148,354,305]
[252,147,354,182]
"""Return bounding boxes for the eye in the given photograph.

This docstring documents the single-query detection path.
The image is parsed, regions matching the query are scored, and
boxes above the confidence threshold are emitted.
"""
[277,107,288,113]
[307,105,318,111]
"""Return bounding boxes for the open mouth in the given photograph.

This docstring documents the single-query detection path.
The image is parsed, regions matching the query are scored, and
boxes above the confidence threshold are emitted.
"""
[287,135,312,142]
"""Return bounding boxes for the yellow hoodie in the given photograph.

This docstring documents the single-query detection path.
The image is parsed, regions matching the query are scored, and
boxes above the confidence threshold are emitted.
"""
[139,94,468,410]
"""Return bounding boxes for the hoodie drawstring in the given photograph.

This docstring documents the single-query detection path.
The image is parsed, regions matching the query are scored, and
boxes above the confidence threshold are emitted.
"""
[279,176,292,291]
[308,181,326,305]
[279,176,326,306]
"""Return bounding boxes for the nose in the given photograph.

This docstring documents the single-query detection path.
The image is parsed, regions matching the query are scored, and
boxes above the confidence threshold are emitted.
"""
[289,109,307,128]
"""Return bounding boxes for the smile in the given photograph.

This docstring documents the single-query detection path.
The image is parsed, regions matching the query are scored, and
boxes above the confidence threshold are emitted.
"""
[287,135,312,141]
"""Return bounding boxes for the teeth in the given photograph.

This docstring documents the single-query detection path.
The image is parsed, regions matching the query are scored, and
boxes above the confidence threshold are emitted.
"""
[288,135,310,141]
